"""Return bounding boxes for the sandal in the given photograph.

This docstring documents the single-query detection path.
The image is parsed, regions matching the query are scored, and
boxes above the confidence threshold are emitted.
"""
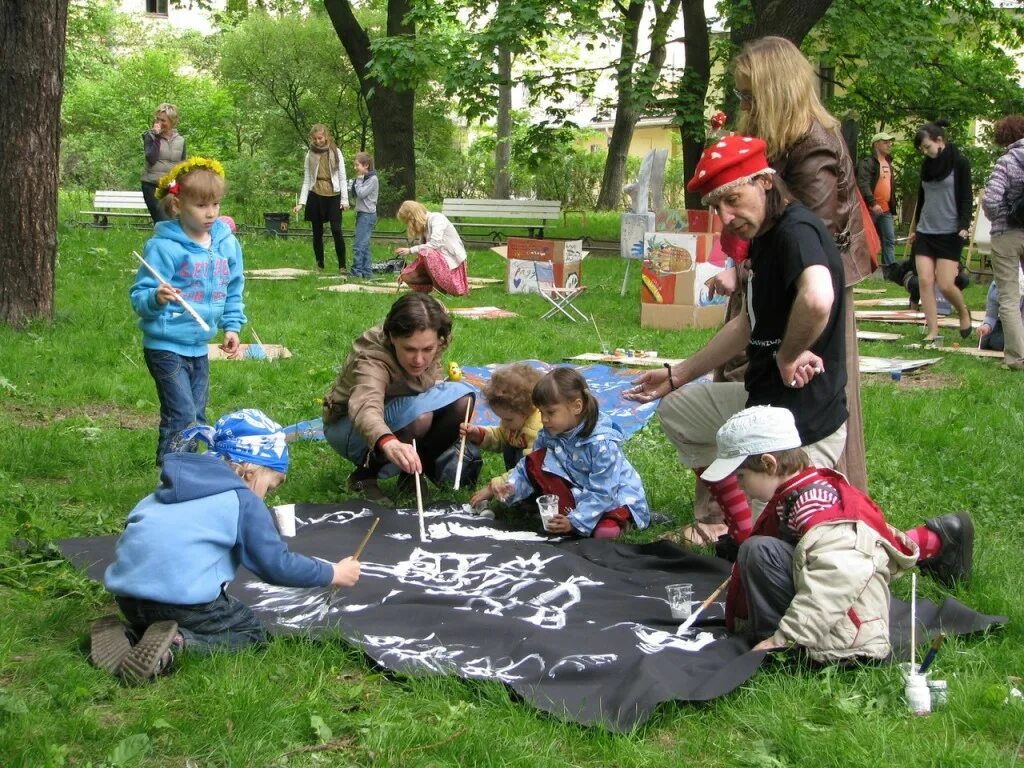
[89,614,133,674]
[680,521,729,548]
[119,621,179,684]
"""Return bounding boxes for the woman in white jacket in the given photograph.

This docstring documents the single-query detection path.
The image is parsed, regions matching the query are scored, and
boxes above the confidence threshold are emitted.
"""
[395,200,469,296]
[292,124,349,273]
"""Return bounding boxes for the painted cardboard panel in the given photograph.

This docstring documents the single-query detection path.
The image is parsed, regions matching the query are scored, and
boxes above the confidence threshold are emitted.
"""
[640,302,726,330]
[620,212,656,259]
[505,238,584,294]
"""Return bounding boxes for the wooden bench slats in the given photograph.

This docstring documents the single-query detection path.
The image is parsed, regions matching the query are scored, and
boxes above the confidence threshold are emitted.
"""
[80,190,151,225]
[441,198,561,240]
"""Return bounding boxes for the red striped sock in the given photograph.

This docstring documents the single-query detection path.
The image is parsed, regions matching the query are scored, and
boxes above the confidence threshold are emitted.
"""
[699,471,753,544]
[905,525,942,560]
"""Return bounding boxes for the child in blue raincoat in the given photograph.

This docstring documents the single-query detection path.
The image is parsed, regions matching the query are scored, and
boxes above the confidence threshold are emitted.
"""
[496,367,650,539]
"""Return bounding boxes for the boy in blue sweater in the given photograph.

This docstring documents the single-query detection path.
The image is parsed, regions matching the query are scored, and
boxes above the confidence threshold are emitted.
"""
[93,410,360,682]
[130,157,246,464]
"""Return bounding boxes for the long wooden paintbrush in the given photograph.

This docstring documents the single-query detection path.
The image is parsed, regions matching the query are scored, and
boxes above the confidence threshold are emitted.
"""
[133,251,211,332]
[321,517,381,618]
[453,398,473,490]
[675,575,731,634]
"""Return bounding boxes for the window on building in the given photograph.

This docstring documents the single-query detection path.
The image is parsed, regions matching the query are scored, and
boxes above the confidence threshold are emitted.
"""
[146,0,169,15]
[818,65,835,102]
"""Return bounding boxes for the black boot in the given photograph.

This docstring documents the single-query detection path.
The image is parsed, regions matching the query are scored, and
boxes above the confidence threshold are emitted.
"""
[918,511,974,586]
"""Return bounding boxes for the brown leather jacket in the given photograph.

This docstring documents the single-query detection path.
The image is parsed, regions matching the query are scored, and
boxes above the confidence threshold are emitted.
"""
[772,121,873,287]
[322,326,443,448]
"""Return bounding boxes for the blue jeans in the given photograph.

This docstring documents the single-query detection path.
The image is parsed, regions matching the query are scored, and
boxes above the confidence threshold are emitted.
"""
[143,348,209,463]
[353,211,377,277]
[117,591,267,655]
[873,211,896,266]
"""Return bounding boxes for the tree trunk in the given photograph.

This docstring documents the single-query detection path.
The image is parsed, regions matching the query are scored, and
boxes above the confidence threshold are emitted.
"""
[679,0,710,210]
[597,104,639,211]
[493,43,512,200]
[730,0,835,48]
[596,0,681,211]
[596,1,644,211]
[324,0,416,216]
[0,0,68,328]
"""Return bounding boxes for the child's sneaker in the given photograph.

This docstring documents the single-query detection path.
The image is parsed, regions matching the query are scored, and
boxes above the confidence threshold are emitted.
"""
[918,511,974,586]
[89,614,133,675]
[118,621,180,684]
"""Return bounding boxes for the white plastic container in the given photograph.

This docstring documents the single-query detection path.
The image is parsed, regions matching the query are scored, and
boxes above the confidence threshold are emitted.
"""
[905,673,932,716]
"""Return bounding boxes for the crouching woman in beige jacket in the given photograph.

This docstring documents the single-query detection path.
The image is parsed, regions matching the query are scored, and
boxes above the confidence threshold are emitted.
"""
[322,294,476,502]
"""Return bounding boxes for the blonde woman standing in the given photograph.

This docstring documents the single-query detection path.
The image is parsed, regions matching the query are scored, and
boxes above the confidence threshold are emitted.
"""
[395,200,469,296]
[141,103,186,223]
[293,124,349,273]
[732,36,869,494]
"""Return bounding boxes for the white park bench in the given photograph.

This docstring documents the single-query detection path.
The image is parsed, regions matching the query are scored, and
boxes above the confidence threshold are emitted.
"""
[441,198,561,242]
[80,190,151,226]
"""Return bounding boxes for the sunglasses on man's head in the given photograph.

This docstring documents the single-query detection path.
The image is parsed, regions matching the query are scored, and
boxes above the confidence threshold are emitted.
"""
[733,88,753,102]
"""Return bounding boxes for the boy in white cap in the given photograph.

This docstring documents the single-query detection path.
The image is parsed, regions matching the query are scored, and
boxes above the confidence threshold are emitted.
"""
[704,405,973,661]
[91,409,361,682]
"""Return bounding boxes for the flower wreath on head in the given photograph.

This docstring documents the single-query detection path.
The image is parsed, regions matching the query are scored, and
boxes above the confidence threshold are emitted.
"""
[156,156,226,199]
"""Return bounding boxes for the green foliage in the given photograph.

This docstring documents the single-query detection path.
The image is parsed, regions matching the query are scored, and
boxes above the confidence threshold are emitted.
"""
[61,48,235,189]
[812,0,1024,149]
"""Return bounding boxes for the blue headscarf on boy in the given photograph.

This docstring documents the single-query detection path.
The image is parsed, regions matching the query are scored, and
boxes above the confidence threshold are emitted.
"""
[179,409,289,473]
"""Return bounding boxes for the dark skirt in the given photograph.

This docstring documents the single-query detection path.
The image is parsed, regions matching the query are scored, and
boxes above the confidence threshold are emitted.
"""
[303,191,342,225]
[912,231,964,262]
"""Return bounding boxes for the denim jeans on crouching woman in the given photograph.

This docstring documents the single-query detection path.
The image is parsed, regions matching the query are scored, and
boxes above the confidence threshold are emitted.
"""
[143,348,209,463]
[117,591,268,655]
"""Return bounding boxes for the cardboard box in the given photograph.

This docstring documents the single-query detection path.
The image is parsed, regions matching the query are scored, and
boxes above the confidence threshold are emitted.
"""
[640,302,726,330]
[641,232,730,307]
[505,238,584,294]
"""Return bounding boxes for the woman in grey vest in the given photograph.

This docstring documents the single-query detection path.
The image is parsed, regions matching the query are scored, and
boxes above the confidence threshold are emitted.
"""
[908,121,974,342]
[141,103,187,224]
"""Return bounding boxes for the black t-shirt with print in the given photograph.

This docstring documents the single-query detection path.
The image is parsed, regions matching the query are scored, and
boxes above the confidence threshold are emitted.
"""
[744,202,847,445]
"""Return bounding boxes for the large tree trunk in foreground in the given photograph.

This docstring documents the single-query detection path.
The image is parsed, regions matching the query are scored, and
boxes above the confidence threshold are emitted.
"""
[324,0,416,216]
[0,0,69,328]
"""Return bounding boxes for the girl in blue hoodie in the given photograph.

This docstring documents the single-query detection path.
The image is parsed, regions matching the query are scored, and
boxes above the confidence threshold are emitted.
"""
[129,158,246,463]
[496,367,650,539]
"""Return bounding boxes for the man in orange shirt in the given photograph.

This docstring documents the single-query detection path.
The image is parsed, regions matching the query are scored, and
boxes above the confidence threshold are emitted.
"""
[857,131,897,265]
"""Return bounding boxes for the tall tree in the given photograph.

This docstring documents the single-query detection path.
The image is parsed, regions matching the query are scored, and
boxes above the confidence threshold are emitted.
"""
[324,0,416,214]
[0,0,69,328]
[595,0,682,211]
[494,37,513,198]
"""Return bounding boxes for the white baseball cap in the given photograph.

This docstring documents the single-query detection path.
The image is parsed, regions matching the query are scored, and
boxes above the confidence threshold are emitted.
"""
[700,406,802,482]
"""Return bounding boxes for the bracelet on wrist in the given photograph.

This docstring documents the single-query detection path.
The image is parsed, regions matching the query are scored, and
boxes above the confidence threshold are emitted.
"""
[664,362,676,391]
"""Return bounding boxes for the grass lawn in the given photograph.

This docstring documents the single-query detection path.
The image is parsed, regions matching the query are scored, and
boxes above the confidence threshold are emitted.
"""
[1,220,1022,767]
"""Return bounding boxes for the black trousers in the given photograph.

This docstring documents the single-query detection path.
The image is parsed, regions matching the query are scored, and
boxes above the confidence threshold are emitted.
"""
[305,191,346,269]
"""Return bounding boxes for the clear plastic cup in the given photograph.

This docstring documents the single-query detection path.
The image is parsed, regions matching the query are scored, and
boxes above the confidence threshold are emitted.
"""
[666,583,694,619]
[537,494,560,529]
[272,504,296,537]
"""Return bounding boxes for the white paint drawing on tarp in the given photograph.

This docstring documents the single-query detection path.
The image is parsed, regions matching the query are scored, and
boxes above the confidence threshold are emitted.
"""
[364,548,603,630]
[247,546,604,631]
[246,583,341,628]
[361,632,617,684]
[293,507,374,529]
[427,519,550,542]
[547,653,617,678]
[607,622,717,654]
